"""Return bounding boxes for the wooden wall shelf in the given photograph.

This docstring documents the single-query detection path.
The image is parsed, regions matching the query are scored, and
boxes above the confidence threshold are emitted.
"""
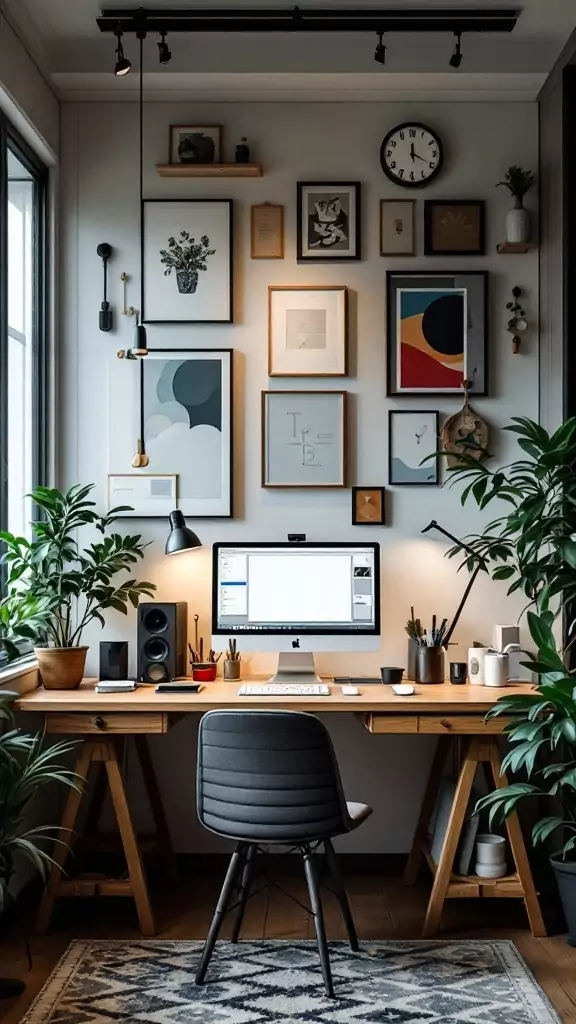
[156,163,262,178]
[497,242,537,254]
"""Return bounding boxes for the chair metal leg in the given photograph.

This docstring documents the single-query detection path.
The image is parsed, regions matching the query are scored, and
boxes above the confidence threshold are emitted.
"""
[195,845,245,985]
[324,839,359,952]
[230,844,256,944]
[302,847,335,999]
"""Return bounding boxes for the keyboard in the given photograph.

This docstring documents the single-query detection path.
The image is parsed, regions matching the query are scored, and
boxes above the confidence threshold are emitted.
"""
[238,684,331,697]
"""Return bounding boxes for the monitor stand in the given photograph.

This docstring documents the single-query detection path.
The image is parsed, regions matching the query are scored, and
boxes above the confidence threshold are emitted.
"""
[268,652,321,685]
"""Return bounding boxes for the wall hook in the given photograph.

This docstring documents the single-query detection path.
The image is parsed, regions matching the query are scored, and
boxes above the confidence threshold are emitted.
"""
[120,272,138,318]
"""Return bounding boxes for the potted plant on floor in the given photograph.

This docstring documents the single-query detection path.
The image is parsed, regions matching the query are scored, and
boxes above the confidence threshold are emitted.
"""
[496,165,535,245]
[0,484,156,689]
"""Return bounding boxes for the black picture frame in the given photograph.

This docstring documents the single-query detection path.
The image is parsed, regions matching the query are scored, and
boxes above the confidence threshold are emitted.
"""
[297,181,361,262]
[386,270,488,397]
[141,198,234,324]
[388,410,440,487]
[352,487,386,526]
[424,199,486,256]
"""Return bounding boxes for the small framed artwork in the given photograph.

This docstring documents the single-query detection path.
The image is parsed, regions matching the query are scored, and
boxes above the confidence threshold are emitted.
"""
[297,182,361,262]
[108,474,177,518]
[386,270,488,396]
[169,125,222,164]
[142,199,233,323]
[380,200,415,256]
[389,410,439,486]
[352,487,386,526]
[268,286,348,377]
[262,390,346,488]
[424,200,485,256]
[251,204,284,259]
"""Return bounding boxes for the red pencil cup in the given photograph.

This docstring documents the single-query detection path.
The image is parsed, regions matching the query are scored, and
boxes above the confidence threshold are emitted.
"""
[192,663,218,682]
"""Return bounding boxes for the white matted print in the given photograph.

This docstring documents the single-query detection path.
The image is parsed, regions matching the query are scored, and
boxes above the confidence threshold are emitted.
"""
[388,410,439,486]
[109,350,233,517]
[262,391,346,488]
[142,200,233,323]
[297,182,361,261]
[380,200,415,256]
[268,286,348,377]
[108,475,177,517]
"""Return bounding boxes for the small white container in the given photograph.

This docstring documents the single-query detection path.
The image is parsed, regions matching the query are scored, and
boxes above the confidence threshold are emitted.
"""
[468,647,490,685]
[475,834,507,878]
[475,860,507,879]
[484,653,509,688]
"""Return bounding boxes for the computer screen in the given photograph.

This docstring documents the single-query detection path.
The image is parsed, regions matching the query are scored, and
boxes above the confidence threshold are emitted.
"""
[212,542,380,636]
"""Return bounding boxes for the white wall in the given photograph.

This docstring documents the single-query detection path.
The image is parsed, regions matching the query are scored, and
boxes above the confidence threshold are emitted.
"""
[0,8,58,162]
[60,99,539,852]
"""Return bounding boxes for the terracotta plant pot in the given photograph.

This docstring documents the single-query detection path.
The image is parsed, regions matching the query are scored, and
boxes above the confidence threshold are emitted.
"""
[34,646,88,690]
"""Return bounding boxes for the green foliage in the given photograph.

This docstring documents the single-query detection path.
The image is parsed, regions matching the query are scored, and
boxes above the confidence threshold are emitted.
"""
[496,165,535,199]
[159,231,216,276]
[0,484,156,648]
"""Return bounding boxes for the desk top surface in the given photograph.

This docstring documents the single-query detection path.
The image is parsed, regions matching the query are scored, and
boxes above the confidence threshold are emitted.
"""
[16,679,536,714]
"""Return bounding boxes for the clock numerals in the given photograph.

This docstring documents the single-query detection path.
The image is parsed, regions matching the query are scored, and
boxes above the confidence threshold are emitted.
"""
[409,129,416,138]
[410,171,415,181]
[398,168,404,178]
[429,162,435,170]
[399,131,405,140]
[390,140,396,148]
[390,161,396,169]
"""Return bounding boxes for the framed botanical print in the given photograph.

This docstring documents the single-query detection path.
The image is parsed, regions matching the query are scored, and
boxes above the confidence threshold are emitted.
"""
[352,487,386,526]
[142,199,233,323]
[109,349,233,517]
[262,391,346,487]
[268,286,348,377]
[388,411,439,486]
[297,182,361,261]
[251,204,284,259]
[380,200,415,256]
[386,270,488,396]
[424,200,485,256]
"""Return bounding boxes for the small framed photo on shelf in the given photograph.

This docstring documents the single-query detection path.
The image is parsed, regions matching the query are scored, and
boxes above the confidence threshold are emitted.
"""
[352,487,386,526]
[268,285,348,377]
[380,200,415,256]
[424,200,485,256]
[251,204,284,259]
[297,181,361,262]
[169,125,222,165]
[262,390,346,488]
[388,410,439,486]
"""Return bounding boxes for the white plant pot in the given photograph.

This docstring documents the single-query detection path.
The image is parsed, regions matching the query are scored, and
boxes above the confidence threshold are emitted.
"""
[468,647,490,685]
[475,860,507,879]
[475,834,507,877]
[484,653,509,688]
[506,206,531,244]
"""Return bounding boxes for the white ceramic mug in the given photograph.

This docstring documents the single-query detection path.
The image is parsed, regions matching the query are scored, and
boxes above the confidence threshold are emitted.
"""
[484,653,509,688]
[467,647,490,685]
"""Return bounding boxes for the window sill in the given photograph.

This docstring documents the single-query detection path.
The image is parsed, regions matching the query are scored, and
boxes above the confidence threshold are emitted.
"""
[0,656,38,693]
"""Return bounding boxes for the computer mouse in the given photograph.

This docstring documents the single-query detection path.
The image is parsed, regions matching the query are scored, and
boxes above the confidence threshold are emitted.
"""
[392,683,415,696]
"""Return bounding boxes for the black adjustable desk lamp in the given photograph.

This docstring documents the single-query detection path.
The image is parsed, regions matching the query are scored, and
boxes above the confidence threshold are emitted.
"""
[421,520,489,648]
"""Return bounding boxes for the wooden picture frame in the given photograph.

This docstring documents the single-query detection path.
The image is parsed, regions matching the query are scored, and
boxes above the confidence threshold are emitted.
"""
[268,285,348,377]
[297,181,361,262]
[251,204,284,259]
[380,200,416,256]
[169,124,222,164]
[424,200,485,256]
[352,487,386,526]
[388,410,440,486]
[261,390,347,488]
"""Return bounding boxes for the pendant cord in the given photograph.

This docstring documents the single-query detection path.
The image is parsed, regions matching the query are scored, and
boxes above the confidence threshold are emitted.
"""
[139,32,143,215]
[140,358,145,441]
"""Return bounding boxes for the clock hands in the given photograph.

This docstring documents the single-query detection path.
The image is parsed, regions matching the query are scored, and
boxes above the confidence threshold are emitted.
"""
[410,142,428,164]
[413,151,427,163]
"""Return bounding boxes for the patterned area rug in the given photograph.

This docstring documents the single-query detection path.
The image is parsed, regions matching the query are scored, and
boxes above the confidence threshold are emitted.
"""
[22,939,560,1024]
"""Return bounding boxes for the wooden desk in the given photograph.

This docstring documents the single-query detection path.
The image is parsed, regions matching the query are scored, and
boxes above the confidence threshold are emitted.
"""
[17,680,545,941]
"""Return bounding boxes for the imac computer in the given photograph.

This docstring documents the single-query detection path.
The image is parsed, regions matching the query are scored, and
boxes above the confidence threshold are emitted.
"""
[212,541,380,683]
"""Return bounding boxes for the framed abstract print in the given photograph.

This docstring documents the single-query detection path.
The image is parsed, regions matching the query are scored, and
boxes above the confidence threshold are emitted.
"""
[352,487,386,526]
[142,199,233,323]
[268,286,348,377]
[297,182,361,262]
[386,271,487,396]
[380,200,415,256]
[109,349,233,517]
[388,411,439,486]
[262,391,346,488]
[424,200,485,256]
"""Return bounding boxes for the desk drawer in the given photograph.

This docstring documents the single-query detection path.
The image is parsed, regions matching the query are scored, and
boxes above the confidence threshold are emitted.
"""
[45,712,168,735]
[418,715,511,734]
[364,714,418,734]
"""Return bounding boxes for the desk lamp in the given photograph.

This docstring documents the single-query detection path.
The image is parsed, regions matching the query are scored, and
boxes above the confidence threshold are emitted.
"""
[165,511,201,555]
[421,519,488,647]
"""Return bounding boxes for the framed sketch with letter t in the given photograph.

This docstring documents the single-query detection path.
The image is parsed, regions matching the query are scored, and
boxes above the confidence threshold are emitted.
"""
[262,391,346,488]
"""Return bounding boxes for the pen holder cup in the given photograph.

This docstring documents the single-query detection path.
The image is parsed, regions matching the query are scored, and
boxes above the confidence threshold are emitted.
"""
[192,663,218,682]
[223,660,241,681]
[416,646,445,685]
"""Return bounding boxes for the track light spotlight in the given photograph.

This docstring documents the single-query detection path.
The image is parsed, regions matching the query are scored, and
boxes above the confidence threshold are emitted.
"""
[114,28,131,76]
[449,31,463,68]
[374,30,386,66]
[158,30,171,64]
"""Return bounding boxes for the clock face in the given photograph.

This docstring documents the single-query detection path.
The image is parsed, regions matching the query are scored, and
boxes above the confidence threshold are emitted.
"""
[380,123,443,188]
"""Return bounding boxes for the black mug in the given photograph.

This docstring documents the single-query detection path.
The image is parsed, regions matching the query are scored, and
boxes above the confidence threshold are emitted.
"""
[381,667,404,685]
[450,661,468,684]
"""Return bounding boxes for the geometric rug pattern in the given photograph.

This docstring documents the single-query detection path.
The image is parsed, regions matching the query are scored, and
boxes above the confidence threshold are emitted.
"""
[21,939,560,1024]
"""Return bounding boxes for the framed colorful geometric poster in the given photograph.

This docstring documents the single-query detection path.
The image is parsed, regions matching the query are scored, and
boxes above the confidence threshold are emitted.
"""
[386,271,487,396]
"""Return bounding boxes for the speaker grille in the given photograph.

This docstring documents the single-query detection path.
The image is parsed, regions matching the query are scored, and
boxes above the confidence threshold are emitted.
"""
[143,608,169,633]
[144,637,169,662]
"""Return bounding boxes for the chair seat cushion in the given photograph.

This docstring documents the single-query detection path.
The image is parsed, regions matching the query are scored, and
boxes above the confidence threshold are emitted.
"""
[346,801,373,829]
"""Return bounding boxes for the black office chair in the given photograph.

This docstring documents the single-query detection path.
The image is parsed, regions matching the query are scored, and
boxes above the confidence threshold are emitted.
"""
[195,709,372,998]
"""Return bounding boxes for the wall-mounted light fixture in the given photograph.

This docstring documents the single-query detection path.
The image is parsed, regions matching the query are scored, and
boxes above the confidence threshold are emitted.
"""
[374,31,386,65]
[114,26,131,75]
[449,31,463,68]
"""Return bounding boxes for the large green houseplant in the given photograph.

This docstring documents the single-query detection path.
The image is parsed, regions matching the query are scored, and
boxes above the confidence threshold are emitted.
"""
[0,484,156,689]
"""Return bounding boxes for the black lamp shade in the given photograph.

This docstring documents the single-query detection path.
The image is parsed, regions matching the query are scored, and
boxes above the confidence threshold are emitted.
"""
[133,322,148,356]
[165,510,201,556]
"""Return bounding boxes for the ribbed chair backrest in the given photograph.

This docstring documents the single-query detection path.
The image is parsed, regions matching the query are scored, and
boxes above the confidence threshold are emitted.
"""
[197,710,350,843]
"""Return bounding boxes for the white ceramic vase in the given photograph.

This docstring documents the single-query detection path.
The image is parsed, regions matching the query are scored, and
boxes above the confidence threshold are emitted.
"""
[475,834,507,879]
[484,653,509,688]
[506,200,531,244]
[468,647,490,685]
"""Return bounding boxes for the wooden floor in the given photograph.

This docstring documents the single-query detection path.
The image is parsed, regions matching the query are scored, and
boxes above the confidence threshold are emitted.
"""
[1,866,576,1023]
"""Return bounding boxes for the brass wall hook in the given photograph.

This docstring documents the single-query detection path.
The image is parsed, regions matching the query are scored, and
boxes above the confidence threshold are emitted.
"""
[120,272,138,318]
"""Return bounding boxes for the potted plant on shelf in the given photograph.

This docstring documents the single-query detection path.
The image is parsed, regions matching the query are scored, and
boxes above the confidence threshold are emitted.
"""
[159,230,216,295]
[496,165,535,245]
[0,484,156,690]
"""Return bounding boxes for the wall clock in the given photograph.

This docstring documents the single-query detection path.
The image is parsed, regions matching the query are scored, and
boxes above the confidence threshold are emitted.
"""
[380,122,443,188]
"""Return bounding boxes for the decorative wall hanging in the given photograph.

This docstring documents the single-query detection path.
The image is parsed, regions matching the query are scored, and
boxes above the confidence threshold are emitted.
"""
[251,204,284,259]
[109,349,233,517]
[108,474,177,517]
[380,200,415,256]
[386,270,488,396]
[297,182,361,262]
[169,125,222,165]
[380,123,443,188]
[506,285,528,353]
[424,200,485,256]
[442,382,489,469]
[262,390,346,488]
[268,286,348,377]
[388,410,439,486]
[352,487,386,526]
[142,199,233,323]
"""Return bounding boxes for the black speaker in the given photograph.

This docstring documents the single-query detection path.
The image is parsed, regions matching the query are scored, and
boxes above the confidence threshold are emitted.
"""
[99,641,129,681]
[137,602,187,683]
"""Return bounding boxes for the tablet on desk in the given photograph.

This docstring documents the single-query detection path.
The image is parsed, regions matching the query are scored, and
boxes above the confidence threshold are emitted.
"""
[155,682,203,694]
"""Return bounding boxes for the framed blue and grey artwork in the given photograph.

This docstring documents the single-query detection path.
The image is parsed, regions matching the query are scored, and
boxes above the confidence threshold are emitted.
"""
[109,349,233,517]
[388,410,439,486]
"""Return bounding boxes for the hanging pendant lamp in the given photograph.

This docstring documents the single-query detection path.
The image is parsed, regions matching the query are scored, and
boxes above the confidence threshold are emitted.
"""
[133,25,148,357]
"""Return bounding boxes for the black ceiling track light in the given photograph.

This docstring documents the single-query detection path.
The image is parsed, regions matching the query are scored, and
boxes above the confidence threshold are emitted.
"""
[98,7,520,36]
[158,30,171,64]
[450,30,463,68]
[114,26,131,75]
[374,31,386,66]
